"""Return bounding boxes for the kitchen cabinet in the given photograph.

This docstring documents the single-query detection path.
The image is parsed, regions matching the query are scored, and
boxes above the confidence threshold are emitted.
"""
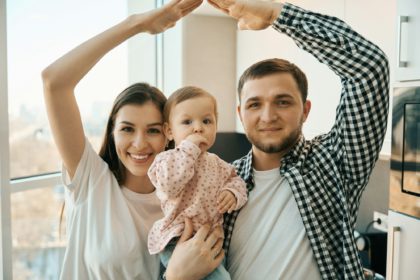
[386,210,420,280]
[395,0,420,81]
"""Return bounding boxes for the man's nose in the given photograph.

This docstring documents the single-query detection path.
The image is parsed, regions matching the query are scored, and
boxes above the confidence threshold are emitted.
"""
[260,105,277,122]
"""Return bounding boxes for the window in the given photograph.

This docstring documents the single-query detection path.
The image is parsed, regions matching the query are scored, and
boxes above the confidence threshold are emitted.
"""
[1,0,158,278]
[7,0,128,179]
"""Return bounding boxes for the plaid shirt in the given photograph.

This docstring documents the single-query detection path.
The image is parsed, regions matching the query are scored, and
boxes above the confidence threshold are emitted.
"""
[223,3,389,280]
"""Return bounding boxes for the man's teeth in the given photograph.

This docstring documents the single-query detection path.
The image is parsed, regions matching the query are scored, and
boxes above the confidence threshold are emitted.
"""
[131,154,149,160]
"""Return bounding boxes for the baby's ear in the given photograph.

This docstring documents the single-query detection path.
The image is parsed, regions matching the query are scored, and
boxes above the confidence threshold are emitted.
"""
[163,122,173,140]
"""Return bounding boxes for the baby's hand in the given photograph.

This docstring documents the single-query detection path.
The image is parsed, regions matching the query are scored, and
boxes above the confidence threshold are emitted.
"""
[186,134,208,151]
[217,190,237,214]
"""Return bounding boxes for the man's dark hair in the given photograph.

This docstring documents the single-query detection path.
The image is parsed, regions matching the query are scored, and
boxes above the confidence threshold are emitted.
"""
[238,58,308,103]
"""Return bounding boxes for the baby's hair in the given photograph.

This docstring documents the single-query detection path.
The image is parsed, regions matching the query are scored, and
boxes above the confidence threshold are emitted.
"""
[163,86,218,122]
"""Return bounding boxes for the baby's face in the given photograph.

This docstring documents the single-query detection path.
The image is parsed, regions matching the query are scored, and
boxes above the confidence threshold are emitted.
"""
[165,96,217,150]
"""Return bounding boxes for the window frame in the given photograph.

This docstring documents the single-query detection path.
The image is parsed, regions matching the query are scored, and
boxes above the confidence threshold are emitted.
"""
[0,0,13,277]
[0,0,164,278]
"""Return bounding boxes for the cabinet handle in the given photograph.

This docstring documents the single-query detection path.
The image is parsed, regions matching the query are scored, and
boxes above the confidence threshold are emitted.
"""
[387,226,401,280]
[397,16,409,68]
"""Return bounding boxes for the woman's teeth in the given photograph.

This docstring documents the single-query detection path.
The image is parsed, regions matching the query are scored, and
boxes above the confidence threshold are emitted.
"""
[130,154,149,160]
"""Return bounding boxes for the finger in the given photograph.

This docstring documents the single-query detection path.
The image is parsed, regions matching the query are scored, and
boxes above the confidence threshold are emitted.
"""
[178,217,194,243]
[228,202,236,213]
[194,223,211,242]
[238,19,248,30]
[211,238,224,255]
[218,199,229,212]
[218,192,229,204]
[214,248,225,263]
[207,0,230,14]
[203,230,219,249]
[220,200,235,213]
[180,0,204,15]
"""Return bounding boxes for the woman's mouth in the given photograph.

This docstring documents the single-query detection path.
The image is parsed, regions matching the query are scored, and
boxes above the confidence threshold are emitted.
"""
[129,153,152,163]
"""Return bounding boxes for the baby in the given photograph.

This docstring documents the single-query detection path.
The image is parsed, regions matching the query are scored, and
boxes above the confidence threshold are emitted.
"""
[148,86,247,279]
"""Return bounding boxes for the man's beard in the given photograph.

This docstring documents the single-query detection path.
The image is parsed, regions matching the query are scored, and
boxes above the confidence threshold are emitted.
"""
[247,124,302,154]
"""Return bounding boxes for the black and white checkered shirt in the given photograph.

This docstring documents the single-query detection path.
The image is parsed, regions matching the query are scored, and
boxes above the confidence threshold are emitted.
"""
[223,3,389,280]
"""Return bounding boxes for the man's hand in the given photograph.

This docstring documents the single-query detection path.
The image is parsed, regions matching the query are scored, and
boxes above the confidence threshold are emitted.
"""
[166,218,224,280]
[139,0,203,34]
[208,0,283,30]
[218,190,237,213]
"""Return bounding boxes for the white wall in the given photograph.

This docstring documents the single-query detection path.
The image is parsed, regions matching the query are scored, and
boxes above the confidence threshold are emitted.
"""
[163,14,238,131]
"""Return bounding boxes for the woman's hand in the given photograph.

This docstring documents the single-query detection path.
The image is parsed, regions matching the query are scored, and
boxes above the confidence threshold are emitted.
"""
[166,218,225,280]
[139,0,203,34]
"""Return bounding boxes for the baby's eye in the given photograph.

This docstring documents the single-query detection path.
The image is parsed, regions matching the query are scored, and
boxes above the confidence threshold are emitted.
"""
[203,118,212,124]
[182,119,192,125]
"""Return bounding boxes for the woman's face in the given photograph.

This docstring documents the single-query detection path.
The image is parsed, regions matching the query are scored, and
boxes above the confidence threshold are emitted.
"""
[113,102,166,182]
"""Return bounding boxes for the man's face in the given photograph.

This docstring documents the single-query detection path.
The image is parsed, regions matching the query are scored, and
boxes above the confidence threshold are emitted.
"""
[238,72,311,155]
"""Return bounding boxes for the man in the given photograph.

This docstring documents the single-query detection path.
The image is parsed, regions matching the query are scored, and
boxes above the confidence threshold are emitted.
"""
[209,0,389,279]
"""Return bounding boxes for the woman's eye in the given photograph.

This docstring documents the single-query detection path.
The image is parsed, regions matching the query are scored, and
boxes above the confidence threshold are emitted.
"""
[121,127,133,132]
[148,128,162,134]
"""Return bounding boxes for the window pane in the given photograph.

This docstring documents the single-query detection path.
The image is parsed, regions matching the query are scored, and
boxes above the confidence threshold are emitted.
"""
[11,185,66,279]
[7,0,128,178]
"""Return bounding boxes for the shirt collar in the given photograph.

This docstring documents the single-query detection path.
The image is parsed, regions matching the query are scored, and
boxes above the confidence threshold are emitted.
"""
[240,134,306,182]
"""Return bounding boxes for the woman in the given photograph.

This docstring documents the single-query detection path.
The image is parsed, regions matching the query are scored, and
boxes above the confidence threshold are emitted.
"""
[42,0,224,279]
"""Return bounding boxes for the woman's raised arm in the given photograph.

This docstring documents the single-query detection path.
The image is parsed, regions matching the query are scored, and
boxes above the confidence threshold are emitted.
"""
[41,0,203,178]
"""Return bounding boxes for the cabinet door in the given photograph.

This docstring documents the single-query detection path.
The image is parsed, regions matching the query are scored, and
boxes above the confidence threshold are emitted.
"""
[386,210,420,280]
[396,0,420,81]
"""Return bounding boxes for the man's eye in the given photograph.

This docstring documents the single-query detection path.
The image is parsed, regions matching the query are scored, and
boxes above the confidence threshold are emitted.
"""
[277,100,290,106]
[248,103,259,109]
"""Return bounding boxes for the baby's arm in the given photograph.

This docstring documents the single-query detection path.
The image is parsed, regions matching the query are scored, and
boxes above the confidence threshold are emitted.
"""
[217,190,237,214]
[148,140,201,198]
[217,164,248,213]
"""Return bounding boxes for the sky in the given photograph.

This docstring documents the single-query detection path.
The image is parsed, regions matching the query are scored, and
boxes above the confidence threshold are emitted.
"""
[6,0,128,117]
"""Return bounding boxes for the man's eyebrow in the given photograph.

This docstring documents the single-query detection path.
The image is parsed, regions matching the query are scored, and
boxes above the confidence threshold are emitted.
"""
[245,93,293,103]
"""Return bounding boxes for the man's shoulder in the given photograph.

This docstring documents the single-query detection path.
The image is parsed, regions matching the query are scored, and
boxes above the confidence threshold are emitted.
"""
[231,153,252,180]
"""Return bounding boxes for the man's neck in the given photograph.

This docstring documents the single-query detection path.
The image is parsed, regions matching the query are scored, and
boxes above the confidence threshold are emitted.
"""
[252,147,283,171]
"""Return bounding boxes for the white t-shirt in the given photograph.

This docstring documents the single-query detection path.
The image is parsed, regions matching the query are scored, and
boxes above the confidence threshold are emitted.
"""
[227,168,322,280]
[60,140,163,280]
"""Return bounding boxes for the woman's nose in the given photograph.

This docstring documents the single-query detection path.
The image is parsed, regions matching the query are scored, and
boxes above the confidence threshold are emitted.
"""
[132,132,146,149]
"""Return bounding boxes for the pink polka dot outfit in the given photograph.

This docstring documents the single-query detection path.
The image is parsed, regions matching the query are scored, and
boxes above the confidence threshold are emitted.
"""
[147,139,247,255]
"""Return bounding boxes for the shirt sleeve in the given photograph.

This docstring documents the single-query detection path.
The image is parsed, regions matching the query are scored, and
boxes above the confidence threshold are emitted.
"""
[273,4,390,189]
[61,138,110,205]
[148,140,201,199]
